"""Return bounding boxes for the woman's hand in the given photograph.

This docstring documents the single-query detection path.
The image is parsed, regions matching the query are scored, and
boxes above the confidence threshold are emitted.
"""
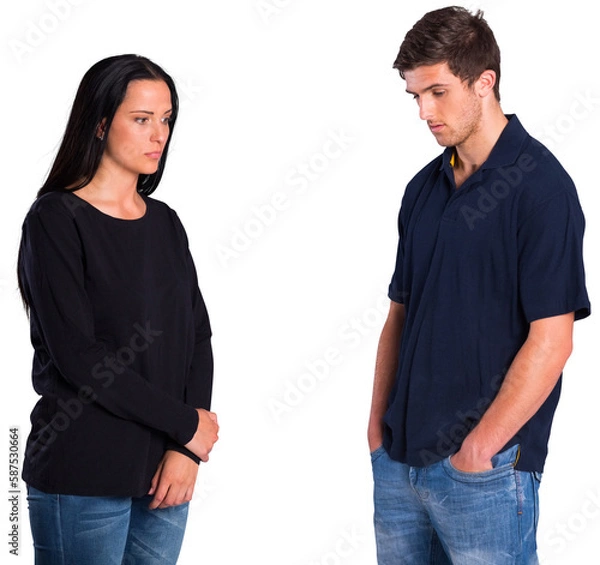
[183,408,219,462]
[148,450,199,509]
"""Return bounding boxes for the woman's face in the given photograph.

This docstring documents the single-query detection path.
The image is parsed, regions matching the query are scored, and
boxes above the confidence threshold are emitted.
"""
[101,79,172,179]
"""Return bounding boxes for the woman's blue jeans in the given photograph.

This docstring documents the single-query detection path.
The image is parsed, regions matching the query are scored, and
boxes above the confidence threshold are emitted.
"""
[27,486,189,564]
[371,444,541,564]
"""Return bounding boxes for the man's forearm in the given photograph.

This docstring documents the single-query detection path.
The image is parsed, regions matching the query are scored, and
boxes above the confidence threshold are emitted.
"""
[368,301,405,450]
[453,312,574,470]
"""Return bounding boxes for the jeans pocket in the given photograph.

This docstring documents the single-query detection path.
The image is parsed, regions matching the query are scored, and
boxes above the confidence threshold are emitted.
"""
[491,443,521,469]
[442,444,520,484]
[370,445,386,463]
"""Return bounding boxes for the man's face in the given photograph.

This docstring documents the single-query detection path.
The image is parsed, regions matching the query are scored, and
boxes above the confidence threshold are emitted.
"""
[404,62,482,148]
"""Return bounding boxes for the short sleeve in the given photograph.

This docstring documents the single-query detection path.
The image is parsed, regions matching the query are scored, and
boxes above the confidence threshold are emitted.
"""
[388,211,407,304]
[518,189,590,322]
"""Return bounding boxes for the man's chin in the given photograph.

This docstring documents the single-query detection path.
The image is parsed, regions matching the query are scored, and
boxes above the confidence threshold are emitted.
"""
[432,135,452,147]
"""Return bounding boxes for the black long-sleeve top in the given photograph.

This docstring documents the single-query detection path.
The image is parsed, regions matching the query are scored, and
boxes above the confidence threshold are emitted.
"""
[18,191,213,496]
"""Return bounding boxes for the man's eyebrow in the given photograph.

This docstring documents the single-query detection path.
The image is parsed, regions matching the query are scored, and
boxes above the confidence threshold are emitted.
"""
[406,83,450,95]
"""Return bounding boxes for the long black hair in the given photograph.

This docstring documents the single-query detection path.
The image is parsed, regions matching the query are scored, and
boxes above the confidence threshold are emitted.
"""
[38,53,179,196]
[18,54,179,312]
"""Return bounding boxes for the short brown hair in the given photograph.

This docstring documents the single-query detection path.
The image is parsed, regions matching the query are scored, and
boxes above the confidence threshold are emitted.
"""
[393,6,502,101]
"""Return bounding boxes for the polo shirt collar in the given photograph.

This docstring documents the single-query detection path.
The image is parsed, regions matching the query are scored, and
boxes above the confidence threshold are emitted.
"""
[441,114,529,173]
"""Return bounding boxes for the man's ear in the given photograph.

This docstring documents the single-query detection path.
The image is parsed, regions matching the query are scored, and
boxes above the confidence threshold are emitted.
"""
[476,70,497,98]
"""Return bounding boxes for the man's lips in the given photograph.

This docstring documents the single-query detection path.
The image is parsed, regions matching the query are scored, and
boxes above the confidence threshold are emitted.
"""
[428,123,444,133]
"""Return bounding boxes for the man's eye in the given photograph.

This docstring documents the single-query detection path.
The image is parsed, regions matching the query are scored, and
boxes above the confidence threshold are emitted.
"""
[433,91,445,97]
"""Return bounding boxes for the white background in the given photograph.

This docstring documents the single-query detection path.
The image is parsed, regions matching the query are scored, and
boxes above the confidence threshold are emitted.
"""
[1,0,599,563]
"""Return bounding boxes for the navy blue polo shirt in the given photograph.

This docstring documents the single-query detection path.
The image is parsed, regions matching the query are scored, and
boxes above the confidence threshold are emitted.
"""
[384,115,590,473]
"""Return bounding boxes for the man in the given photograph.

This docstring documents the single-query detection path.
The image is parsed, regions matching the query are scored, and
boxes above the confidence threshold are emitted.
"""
[367,6,590,564]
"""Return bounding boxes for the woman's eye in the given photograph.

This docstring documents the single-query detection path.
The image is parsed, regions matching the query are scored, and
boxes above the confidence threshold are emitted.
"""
[135,117,148,124]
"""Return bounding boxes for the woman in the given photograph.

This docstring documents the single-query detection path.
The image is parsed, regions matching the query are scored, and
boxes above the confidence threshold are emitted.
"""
[17,54,219,564]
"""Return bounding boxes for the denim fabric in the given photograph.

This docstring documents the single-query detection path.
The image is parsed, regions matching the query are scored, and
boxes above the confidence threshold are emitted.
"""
[372,444,540,564]
[27,486,188,564]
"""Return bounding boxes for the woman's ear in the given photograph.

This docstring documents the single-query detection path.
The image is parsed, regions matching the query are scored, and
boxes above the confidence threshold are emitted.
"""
[96,118,107,141]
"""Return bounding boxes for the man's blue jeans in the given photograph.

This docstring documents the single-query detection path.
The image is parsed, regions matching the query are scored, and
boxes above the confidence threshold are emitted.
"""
[27,486,189,564]
[371,444,541,564]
